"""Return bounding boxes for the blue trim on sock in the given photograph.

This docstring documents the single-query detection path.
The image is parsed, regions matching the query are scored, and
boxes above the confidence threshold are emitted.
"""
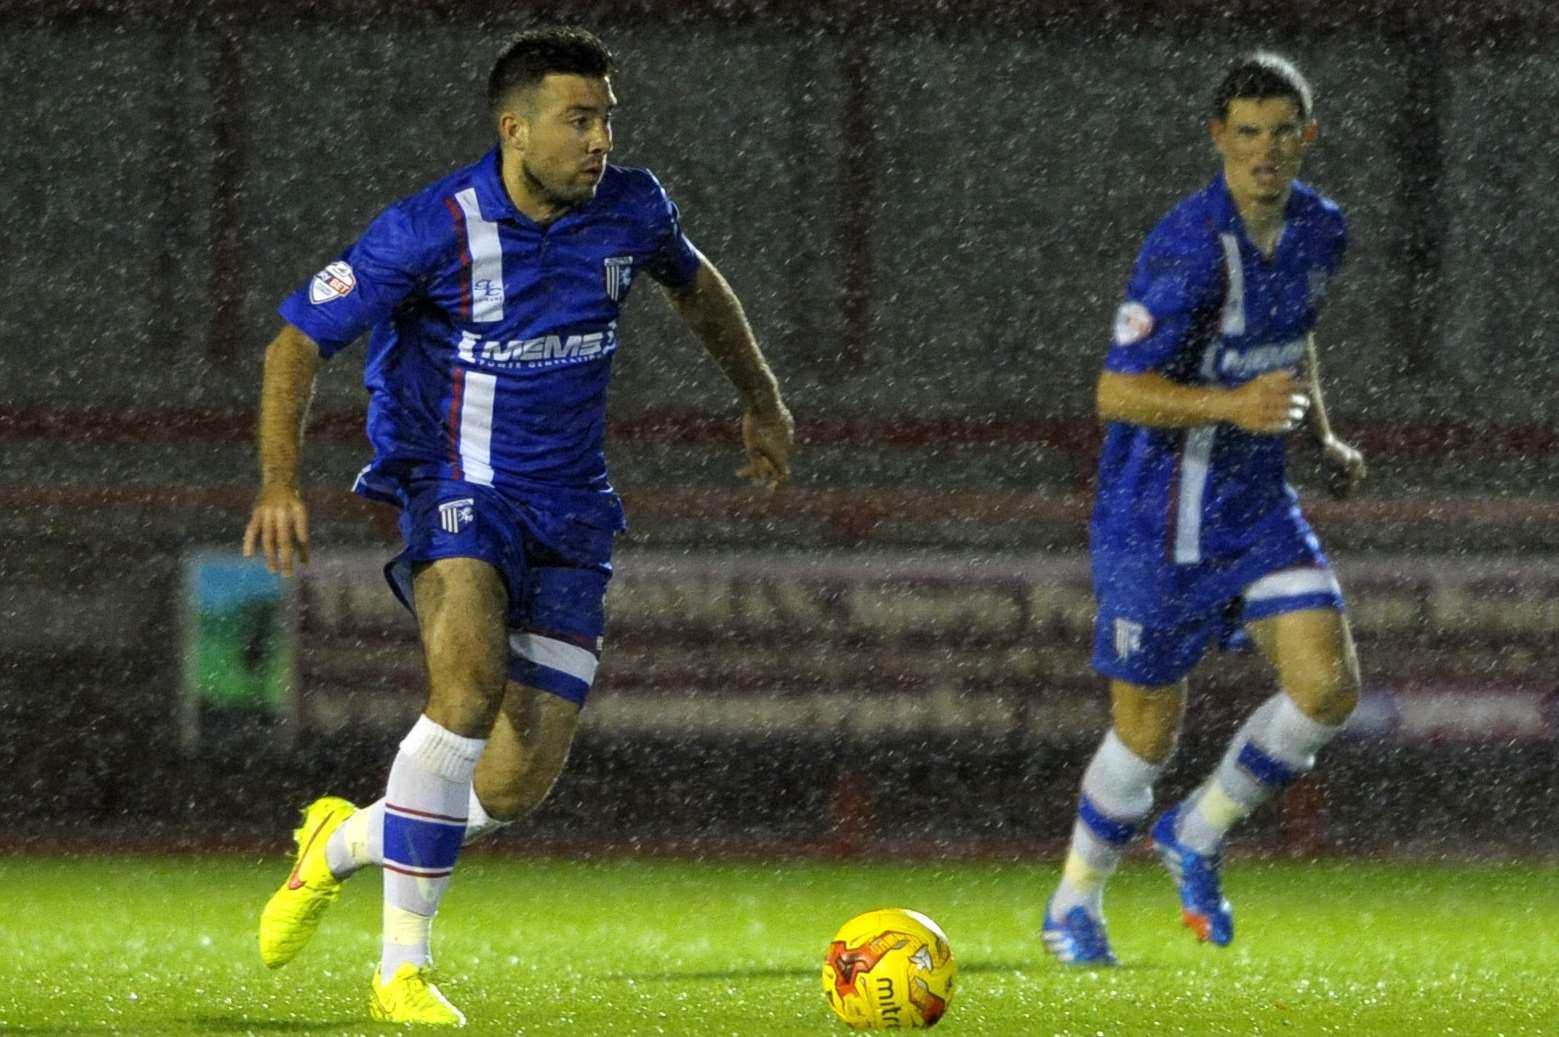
[1077,796,1140,846]
[383,813,464,870]
[1236,741,1299,788]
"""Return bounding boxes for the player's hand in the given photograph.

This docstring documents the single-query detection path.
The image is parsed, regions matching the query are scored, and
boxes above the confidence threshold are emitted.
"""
[738,402,795,492]
[1225,370,1310,435]
[1320,435,1366,499]
[242,483,311,576]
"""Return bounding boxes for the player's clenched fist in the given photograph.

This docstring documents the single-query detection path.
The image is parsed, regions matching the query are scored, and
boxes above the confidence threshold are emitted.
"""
[1320,434,1366,499]
[738,403,796,491]
[1224,370,1311,435]
[243,484,311,576]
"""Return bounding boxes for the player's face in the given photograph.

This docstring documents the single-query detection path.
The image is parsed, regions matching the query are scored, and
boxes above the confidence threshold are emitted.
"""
[1210,96,1313,211]
[515,74,615,210]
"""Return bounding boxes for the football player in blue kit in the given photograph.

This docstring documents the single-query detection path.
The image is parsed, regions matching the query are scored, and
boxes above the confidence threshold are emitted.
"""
[243,28,794,1024]
[1042,52,1366,966]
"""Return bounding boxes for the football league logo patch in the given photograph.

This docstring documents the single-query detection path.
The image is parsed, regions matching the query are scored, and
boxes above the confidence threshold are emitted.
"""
[603,256,634,302]
[1113,301,1154,346]
[438,497,475,535]
[309,261,356,304]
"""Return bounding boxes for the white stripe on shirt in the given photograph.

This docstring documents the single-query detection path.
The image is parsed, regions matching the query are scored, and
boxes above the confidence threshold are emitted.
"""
[1174,426,1216,564]
[455,188,505,323]
[459,371,496,487]
[1218,232,1246,336]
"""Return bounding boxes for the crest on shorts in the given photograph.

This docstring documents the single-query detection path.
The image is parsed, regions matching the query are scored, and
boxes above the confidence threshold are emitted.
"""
[438,497,475,534]
[1114,618,1143,660]
[603,256,634,302]
[309,261,356,304]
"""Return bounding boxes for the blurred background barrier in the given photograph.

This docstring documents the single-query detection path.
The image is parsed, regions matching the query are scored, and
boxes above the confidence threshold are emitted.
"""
[2,0,1555,857]
[292,550,1558,745]
[9,541,1556,857]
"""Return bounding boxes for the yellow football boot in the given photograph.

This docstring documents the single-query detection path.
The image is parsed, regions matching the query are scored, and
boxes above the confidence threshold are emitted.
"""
[369,962,467,1026]
[257,795,357,968]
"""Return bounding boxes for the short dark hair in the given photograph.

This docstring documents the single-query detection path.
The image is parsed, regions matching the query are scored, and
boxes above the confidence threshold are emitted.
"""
[1212,51,1313,122]
[487,27,614,116]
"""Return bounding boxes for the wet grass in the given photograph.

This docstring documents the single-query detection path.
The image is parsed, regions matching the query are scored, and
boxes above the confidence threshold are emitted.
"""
[1,854,1554,1035]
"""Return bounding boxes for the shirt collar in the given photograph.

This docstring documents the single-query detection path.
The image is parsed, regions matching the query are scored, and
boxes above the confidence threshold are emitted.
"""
[1208,172,1240,230]
[471,147,526,225]
[1209,171,1307,232]
[469,146,607,229]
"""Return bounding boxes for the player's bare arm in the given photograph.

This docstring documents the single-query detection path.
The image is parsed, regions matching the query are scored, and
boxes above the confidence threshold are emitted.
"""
[1097,368,1310,435]
[1303,332,1366,497]
[664,253,795,490]
[242,323,323,576]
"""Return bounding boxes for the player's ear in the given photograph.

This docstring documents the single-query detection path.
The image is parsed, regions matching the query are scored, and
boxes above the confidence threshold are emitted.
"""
[1302,120,1318,145]
[1207,118,1228,155]
[498,109,529,151]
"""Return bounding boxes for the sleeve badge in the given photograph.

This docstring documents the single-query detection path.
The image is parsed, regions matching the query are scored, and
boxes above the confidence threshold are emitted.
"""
[309,261,357,304]
[1112,301,1154,346]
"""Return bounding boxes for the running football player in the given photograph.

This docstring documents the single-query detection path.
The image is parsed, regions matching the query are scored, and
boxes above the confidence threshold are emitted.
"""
[244,27,794,1024]
[1042,52,1364,966]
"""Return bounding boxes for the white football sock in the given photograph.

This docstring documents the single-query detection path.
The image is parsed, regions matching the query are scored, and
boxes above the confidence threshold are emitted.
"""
[379,715,485,977]
[1051,730,1167,920]
[1177,692,1344,854]
[326,781,512,879]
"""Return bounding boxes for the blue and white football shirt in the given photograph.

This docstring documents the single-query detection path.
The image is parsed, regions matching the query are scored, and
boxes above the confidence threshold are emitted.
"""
[1092,173,1347,566]
[279,148,701,540]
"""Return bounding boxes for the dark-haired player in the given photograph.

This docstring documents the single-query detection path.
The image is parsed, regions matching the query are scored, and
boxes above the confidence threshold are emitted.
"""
[245,27,794,1023]
[1042,52,1365,966]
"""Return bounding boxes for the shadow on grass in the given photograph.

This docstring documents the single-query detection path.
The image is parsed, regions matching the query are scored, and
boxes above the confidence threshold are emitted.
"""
[621,959,1047,982]
[0,1024,355,1037]
[188,1016,364,1032]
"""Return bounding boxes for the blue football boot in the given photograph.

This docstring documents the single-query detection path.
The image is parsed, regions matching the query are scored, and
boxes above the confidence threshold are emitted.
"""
[1041,898,1118,966]
[1151,805,1234,946]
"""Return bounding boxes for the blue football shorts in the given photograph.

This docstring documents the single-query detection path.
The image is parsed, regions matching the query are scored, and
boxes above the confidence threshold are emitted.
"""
[1090,519,1345,688]
[381,477,613,706]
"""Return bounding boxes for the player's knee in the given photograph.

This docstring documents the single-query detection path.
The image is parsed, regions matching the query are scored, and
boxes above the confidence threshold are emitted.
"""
[1112,702,1182,763]
[422,632,511,732]
[1290,664,1359,727]
[1317,675,1359,727]
[1116,724,1179,766]
[425,690,505,737]
[425,665,510,733]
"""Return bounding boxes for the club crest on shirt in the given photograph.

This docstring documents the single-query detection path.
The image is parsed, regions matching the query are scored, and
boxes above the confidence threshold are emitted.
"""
[603,256,634,302]
[1113,301,1154,346]
[438,497,475,534]
[309,261,356,304]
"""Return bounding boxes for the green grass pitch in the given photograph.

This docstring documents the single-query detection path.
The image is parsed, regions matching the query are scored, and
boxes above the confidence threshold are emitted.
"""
[1,853,1554,1035]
